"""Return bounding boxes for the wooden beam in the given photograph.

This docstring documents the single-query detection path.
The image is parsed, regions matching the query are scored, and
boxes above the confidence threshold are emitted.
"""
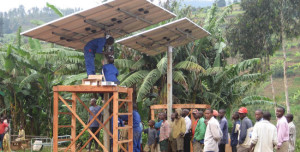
[113,91,119,152]
[53,85,130,93]
[127,88,133,152]
[71,93,77,152]
[58,125,72,128]
[151,109,155,120]
[150,104,210,110]
[53,92,59,152]
[104,92,110,151]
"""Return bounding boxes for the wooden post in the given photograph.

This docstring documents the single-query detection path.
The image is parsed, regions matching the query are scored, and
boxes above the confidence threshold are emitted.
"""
[113,91,119,152]
[53,92,58,152]
[128,88,133,152]
[71,93,77,152]
[167,46,173,121]
[151,109,155,120]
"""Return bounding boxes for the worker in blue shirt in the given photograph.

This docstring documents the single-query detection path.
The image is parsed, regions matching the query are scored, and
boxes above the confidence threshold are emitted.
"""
[132,104,142,152]
[84,36,114,76]
[119,104,142,152]
[102,56,120,85]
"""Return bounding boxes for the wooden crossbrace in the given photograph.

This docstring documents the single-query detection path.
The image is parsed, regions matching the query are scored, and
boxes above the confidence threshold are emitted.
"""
[75,94,113,138]
[79,99,129,152]
[59,95,108,152]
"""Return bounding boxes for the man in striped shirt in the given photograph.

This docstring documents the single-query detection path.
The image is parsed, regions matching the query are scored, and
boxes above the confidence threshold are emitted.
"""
[159,113,170,152]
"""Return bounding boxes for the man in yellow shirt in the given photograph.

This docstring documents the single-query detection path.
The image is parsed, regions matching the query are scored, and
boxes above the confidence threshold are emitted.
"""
[172,108,186,152]
[15,125,25,141]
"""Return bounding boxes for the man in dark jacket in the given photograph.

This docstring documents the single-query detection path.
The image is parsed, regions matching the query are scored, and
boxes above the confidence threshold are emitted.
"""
[237,107,253,152]
[231,112,240,152]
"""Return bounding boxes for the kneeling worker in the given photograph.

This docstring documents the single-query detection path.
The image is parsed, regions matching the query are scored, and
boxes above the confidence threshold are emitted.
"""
[84,36,114,76]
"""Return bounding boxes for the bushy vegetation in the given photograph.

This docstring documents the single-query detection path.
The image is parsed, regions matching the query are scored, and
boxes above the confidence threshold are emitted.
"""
[0,1,299,151]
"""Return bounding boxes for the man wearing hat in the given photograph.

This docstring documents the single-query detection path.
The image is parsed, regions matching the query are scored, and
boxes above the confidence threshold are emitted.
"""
[213,110,218,118]
[84,36,115,76]
[237,107,253,152]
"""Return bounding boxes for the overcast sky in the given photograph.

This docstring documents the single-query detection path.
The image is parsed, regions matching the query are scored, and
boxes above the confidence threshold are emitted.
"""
[0,0,168,12]
[0,0,217,13]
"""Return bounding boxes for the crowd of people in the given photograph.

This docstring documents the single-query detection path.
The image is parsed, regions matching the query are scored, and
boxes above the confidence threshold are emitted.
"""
[0,98,296,152]
[138,107,296,152]
[87,97,297,152]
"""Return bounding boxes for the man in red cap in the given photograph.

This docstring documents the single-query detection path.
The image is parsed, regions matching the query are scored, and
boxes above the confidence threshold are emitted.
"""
[237,107,253,152]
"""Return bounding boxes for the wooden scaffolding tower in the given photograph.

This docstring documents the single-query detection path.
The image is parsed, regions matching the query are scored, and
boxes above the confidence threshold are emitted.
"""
[53,85,133,152]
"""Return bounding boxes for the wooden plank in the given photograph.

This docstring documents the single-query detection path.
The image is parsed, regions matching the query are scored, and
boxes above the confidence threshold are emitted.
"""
[59,96,107,152]
[151,109,155,120]
[117,113,132,115]
[113,91,119,152]
[53,92,59,152]
[118,126,132,130]
[118,139,132,144]
[58,138,72,142]
[150,104,210,110]
[71,93,77,152]
[127,88,133,152]
[58,125,72,128]
[118,99,132,102]
[53,85,129,93]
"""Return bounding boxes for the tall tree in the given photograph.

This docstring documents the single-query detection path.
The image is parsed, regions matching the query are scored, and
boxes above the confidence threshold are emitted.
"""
[279,0,300,113]
[226,0,300,112]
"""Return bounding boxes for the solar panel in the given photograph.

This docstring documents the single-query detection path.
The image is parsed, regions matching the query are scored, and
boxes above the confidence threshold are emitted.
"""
[21,0,176,50]
[117,18,210,56]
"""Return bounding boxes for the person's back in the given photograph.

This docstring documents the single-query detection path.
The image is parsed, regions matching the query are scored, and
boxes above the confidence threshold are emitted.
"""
[239,117,252,145]
[84,37,106,54]
[89,105,102,127]
[251,120,277,152]
[204,117,221,152]
[102,56,119,84]
[103,63,119,82]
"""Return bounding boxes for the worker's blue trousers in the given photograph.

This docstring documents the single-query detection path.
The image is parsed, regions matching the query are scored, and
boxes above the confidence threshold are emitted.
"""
[84,49,96,76]
[133,130,141,152]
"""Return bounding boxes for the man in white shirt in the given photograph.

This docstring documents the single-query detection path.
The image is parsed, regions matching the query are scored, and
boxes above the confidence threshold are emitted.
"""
[204,109,222,152]
[182,109,191,152]
[286,114,296,152]
[250,111,277,152]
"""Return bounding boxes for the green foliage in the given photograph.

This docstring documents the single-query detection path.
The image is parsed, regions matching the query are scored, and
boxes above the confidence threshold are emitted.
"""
[242,95,276,105]
[46,3,64,17]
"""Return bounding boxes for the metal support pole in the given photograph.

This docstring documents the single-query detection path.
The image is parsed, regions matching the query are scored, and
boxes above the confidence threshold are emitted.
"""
[103,56,110,151]
[167,46,173,121]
